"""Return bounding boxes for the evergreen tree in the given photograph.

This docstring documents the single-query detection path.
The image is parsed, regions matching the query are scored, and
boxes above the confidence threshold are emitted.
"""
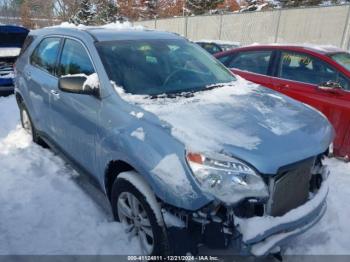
[143,0,158,19]
[186,0,224,15]
[96,0,119,24]
[69,0,95,25]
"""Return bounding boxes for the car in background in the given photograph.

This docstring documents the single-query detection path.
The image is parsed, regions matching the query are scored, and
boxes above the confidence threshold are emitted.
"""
[196,40,240,55]
[215,44,350,159]
[0,25,29,95]
[15,27,332,256]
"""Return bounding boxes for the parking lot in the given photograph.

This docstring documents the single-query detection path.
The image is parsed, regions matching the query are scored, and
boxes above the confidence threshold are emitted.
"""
[0,94,349,255]
[1,1,350,258]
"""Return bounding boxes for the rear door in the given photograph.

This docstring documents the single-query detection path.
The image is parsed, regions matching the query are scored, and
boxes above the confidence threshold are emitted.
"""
[26,37,62,134]
[49,37,99,174]
[219,50,275,88]
[272,50,350,157]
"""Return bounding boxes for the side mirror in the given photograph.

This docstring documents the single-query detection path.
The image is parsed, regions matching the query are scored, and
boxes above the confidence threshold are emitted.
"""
[318,81,342,92]
[58,74,99,96]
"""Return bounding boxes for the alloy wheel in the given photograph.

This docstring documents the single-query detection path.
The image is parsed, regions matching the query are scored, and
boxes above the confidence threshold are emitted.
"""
[117,192,154,255]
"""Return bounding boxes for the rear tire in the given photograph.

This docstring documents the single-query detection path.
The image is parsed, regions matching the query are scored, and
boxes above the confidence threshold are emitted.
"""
[111,176,169,255]
[19,103,46,147]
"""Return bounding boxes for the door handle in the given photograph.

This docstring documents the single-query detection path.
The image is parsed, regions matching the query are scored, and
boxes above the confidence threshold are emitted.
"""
[25,71,31,80]
[50,90,60,99]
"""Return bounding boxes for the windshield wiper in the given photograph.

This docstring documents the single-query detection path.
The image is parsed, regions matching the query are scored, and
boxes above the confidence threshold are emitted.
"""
[204,82,235,91]
[148,82,235,99]
[150,91,195,99]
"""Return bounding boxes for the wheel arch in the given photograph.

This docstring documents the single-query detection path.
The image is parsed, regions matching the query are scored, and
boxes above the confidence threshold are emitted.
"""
[117,171,165,227]
[104,160,135,200]
[15,91,24,105]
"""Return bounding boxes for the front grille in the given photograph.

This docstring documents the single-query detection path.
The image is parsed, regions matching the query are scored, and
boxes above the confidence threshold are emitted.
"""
[0,61,14,77]
[267,158,315,217]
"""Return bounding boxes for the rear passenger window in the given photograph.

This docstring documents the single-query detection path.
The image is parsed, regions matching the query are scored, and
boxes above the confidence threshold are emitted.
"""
[31,37,61,75]
[57,39,94,76]
[278,52,338,85]
[228,51,272,75]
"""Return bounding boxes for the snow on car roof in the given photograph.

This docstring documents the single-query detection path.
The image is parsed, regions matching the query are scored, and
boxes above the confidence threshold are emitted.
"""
[245,43,345,54]
[45,22,181,42]
[196,39,241,46]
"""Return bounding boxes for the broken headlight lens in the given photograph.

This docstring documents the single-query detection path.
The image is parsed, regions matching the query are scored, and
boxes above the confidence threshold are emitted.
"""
[186,152,268,205]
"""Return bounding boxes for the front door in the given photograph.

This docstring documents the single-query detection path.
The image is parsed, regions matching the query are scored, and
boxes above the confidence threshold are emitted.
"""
[49,38,100,174]
[272,50,350,157]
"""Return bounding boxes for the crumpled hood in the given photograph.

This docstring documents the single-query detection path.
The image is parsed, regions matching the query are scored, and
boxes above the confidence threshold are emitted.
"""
[117,78,334,174]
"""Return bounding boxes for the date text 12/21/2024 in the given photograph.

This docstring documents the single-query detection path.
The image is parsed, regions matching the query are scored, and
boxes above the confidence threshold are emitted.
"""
[127,256,220,261]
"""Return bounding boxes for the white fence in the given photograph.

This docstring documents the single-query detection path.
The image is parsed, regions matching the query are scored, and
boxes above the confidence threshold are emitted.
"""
[0,16,61,28]
[134,4,350,50]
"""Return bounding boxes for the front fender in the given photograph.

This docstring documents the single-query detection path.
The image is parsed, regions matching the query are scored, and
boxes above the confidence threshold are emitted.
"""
[98,121,213,211]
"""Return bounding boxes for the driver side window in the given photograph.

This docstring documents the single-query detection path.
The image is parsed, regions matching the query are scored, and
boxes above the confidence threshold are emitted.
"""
[57,39,95,77]
[228,51,272,75]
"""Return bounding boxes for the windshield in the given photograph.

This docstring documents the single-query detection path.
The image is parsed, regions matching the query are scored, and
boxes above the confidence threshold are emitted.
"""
[96,39,236,95]
[330,52,350,71]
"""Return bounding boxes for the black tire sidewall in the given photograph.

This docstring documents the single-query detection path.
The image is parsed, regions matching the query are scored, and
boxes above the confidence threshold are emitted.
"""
[111,177,169,256]
[19,102,43,145]
[19,103,34,139]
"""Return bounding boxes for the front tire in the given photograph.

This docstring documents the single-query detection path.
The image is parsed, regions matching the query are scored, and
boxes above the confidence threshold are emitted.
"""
[111,177,169,255]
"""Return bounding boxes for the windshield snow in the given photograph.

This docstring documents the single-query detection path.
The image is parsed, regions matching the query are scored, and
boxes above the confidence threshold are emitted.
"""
[96,39,236,96]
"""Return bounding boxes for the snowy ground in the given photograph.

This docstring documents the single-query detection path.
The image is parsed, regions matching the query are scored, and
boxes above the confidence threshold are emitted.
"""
[0,95,349,255]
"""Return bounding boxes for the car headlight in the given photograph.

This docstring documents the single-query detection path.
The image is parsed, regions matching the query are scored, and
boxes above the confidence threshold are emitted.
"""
[186,152,268,205]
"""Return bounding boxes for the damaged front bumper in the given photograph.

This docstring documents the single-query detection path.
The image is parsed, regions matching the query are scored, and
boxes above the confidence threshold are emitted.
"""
[163,163,329,257]
[235,173,329,256]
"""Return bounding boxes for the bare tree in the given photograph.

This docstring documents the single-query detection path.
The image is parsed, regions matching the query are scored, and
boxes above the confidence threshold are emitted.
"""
[53,0,80,21]
[20,0,35,28]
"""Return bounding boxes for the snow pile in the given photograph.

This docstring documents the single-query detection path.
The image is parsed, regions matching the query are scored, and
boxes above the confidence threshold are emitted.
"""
[286,158,350,255]
[0,96,141,255]
[0,96,19,138]
[0,47,21,58]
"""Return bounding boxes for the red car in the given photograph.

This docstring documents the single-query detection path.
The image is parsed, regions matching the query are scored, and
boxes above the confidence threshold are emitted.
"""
[215,44,350,159]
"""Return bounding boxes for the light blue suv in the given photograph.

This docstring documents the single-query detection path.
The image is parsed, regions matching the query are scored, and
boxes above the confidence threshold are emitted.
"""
[15,26,333,257]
